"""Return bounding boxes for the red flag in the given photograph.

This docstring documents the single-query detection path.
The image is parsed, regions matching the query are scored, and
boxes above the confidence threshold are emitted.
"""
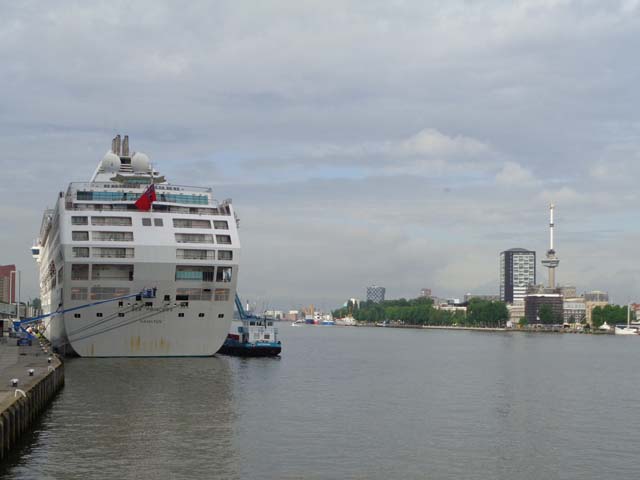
[135,184,157,211]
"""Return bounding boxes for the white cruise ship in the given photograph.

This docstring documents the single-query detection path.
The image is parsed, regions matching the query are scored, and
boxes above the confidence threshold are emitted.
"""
[32,135,240,357]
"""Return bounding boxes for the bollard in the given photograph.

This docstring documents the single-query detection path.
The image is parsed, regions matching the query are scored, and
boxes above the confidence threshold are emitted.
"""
[10,379,18,387]
[28,369,35,377]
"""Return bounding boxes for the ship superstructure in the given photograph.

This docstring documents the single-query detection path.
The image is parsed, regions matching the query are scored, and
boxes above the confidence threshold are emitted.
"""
[33,135,240,357]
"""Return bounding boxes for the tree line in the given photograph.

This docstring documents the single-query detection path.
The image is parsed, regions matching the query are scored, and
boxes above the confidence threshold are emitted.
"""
[591,304,631,328]
[332,297,509,328]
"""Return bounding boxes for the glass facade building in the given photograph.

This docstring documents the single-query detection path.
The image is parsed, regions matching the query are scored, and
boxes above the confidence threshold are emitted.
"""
[500,248,536,304]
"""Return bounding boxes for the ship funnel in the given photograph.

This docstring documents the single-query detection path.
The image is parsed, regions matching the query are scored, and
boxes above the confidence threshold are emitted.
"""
[122,135,130,156]
[114,134,122,156]
[111,136,117,154]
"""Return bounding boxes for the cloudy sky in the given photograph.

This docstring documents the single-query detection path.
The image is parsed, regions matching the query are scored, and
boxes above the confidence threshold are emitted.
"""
[1,0,639,309]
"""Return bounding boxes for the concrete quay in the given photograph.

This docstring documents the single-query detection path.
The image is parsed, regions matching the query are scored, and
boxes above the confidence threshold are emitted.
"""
[0,339,64,460]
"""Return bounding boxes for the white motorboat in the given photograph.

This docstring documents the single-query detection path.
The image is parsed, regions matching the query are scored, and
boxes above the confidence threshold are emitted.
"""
[615,304,638,336]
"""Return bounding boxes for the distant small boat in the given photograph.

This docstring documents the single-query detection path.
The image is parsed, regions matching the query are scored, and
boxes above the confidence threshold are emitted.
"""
[598,321,611,331]
[321,319,336,326]
[615,326,638,335]
[335,316,357,326]
[615,305,638,336]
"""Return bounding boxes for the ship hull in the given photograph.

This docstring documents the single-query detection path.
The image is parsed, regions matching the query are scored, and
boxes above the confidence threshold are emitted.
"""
[45,299,234,357]
[217,342,281,357]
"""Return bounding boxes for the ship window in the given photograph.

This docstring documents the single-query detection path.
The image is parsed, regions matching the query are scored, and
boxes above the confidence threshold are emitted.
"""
[198,313,205,317]
[142,218,152,226]
[163,194,208,205]
[118,301,123,307]
[72,231,89,241]
[118,313,125,317]
[175,233,214,244]
[91,216,132,226]
[72,247,89,258]
[214,289,230,301]
[145,302,153,307]
[176,249,215,260]
[164,295,171,301]
[154,218,163,227]
[216,235,232,244]
[176,288,211,301]
[94,247,134,258]
[264,334,270,339]
[97,312,103,317]
[71,287,88,300]
[173,219,211,229]
[91,287,131,300]
[178,313,185,318]
[71,264,89,280]
[213,221,228,230]
[92,264,134,281]
[175,266,216,281]
[216,267,232,283]
[218,250,233,261]
[218,313,224,318]
[92,231,134,241]
[71,216,88,225]
[74,313,81,318]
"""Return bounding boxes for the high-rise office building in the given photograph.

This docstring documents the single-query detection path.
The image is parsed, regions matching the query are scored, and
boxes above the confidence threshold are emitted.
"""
[366,286,386,303]
[499,249,536,304]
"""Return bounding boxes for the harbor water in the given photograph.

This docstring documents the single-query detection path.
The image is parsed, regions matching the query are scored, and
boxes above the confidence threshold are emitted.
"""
[2,325,640,479]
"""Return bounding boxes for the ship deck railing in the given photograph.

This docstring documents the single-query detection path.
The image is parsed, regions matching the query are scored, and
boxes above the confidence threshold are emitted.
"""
[66,181,213,194]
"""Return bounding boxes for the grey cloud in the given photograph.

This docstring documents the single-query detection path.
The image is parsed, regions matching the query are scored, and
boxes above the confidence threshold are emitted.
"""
[1,1,640,306]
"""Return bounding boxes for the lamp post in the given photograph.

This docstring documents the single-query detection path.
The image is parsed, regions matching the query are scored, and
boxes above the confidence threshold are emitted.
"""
[17,269,21,322]
[9,270,17,319]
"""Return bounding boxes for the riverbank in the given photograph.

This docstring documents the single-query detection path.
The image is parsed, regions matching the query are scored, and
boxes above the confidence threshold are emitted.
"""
[357,323,613,334]
[0,339,64,459]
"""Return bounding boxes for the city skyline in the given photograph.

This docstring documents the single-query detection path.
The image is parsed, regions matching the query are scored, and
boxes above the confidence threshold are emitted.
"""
[1,2,639,308]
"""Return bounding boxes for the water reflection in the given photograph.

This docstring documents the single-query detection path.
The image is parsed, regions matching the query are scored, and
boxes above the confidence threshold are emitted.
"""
[3,356,239,480]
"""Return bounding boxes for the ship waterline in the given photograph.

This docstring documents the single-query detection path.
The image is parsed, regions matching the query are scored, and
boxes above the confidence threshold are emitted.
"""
[34,135,240,357]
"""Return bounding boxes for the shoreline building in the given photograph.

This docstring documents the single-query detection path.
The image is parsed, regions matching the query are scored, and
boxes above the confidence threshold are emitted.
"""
[563,297,586,324]
[499,248,536,304]
[0,264,16,304]
[525,293,564,324]
[584,290,609,326]
[366,286,386,304]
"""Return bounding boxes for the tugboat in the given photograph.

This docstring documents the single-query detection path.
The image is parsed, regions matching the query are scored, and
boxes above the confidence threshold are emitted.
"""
[217,294,282,357]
